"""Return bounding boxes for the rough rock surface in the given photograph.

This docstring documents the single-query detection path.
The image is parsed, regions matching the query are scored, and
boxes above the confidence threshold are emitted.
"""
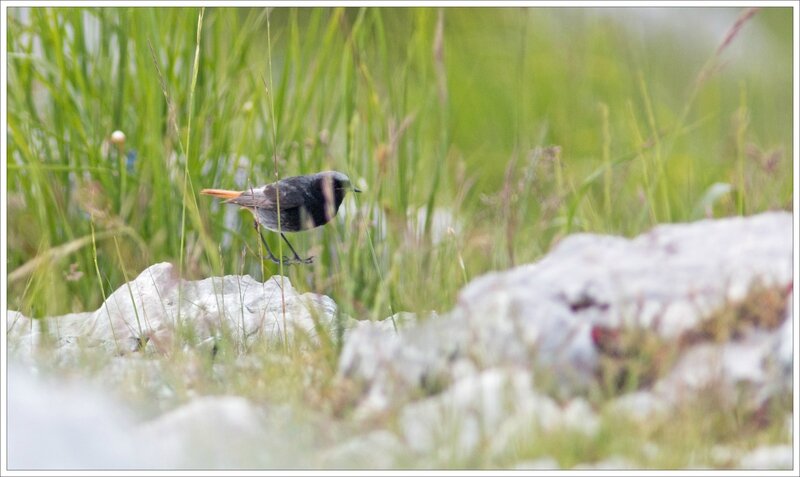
[8,262,338,355]
[396,368,599,464]
[340,212,793,412]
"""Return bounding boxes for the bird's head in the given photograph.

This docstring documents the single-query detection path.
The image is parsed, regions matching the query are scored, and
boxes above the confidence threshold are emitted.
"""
[321,171,362,193]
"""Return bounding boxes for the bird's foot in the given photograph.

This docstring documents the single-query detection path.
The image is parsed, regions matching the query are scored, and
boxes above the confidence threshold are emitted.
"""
[260,254,314,266]
[283,257,314,265]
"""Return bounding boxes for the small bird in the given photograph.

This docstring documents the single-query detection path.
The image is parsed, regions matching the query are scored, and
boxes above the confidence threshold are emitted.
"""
[201,171,361,265]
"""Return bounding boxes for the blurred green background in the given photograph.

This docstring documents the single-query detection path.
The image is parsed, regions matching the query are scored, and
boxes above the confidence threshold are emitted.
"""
[6,7,794,319]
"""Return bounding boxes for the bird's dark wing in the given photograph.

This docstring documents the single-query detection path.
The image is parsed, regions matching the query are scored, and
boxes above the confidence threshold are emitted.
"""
[230,180,309,210]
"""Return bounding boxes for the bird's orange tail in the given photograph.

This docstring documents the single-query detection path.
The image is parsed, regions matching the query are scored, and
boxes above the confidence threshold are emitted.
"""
[200,188,243,200]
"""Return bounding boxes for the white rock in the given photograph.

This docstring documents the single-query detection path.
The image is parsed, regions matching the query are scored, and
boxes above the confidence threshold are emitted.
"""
[7,309,94,361]
[339,318,405,415]
[7,366,143,469]
[399,368,556,459]
[136,396,271,467]
[397,368,599,461]
[339,212,792,411]
[341,316,462,416]
[653,329,778,408]
[9,263,337,355]
[560,398,600,436]
[738,445,793,470]
[7,365,327,469]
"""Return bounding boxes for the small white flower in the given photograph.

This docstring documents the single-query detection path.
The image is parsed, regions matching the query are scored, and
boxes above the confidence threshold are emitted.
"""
[110,130,126,146]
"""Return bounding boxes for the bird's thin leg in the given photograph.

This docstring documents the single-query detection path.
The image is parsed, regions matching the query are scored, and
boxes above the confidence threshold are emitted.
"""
[253,220,282,264]
[281,233,314,264]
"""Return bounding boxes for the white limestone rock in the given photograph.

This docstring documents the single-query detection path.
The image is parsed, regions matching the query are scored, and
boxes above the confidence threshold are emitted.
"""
[8,262,338,355]
[339,212,793,412]
[397,368,599,464]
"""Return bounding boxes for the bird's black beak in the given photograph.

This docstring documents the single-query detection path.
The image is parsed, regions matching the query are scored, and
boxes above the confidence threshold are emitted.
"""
[353,187,362,193]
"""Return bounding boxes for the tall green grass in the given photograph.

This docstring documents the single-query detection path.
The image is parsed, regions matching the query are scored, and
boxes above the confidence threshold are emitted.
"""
[7,7,793,324]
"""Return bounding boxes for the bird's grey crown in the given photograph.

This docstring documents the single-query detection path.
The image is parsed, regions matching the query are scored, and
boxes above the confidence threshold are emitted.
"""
[317,170,351,186]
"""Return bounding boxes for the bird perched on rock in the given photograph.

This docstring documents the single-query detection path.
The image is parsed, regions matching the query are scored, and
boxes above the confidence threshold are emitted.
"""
[201,171,360,265]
